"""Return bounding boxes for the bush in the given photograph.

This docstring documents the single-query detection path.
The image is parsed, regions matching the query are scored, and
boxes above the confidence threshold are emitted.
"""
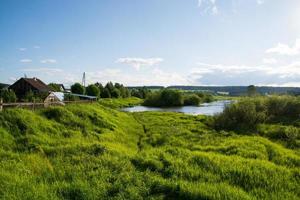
[144,89,184,107]
[111,88,121,98]
[101,88,111,98]
[214,99,267,131]
[71,83,85,95]
[184,94,201,106]
[85,84,100,97]
[0,89,17,103]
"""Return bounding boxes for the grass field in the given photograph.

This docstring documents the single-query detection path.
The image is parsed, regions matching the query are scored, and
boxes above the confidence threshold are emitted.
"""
[0,98,299,199]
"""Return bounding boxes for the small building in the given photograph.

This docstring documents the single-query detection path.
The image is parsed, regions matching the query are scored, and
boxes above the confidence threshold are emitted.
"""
[44,92,65,107]
[57,84,66,92]
[9,77,51,98]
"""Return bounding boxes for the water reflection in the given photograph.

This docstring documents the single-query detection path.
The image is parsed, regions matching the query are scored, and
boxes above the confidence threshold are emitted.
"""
[122,100,232,116]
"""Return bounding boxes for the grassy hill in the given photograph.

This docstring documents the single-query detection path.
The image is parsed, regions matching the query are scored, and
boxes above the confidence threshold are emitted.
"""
[0,98,299,199]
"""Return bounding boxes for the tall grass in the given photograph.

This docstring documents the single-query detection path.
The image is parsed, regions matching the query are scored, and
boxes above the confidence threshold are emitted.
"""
[0,98,299,199]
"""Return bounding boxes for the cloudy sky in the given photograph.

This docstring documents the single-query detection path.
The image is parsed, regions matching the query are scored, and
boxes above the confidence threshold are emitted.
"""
[1,0,300,86]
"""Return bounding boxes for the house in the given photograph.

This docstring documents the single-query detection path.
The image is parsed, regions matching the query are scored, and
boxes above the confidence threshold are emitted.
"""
[57,84,66,92]
[9,77,52,98]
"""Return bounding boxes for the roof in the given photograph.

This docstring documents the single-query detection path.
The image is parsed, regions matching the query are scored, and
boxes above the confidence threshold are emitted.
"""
[22,78,51,92]
[52,92,64,101]
[70,93,98,99]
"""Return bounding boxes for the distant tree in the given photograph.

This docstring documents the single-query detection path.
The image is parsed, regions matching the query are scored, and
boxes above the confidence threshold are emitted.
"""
[48,83,61,92]
[71,83,85,94]
[105,82,114,93]
[101,88,111,98]
[111,88,121,98]
[95,82,104,93]
[0,89,17,103]
[184,94,201,106]
[86,84,100,97]
[247,85,257,97]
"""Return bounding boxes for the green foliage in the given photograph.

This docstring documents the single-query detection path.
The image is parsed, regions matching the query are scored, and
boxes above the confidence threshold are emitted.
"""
[99,97,143,109]
[131,87,151,99]
[101,88,111,98]
[0,89,17,103]
[214,96,300,131]
[48,83,62,92]
[71,83,85,95]
[214,99,267,131]
[85,84,100,97]
[111,88,121,98]
[184,94,201,106]
[247,85,257,96]
[63,94,80,101]
[144,89,184,107]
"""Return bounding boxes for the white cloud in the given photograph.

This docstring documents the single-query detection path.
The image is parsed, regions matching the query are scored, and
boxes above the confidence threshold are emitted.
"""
[84,67,187,86]
[263,58,277,64]
[256,0,264,5]
[198,0,219,15]
[22,67,63,75]
[20,59,32,63]
[188,60,300,86]
[34,45,40,49]
[266,39,300,56]
[9,77,17,82]
[40,59,57,64]
[116,57,163,70]
[18,48,27,51]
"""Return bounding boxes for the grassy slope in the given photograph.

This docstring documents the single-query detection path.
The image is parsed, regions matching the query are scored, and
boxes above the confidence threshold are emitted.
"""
[0,98,299,200]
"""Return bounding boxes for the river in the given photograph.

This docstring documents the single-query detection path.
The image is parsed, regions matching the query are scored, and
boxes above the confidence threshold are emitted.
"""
[122,100,232,116]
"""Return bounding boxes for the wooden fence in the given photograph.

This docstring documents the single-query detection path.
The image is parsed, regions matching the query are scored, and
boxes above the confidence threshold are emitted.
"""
[0,99,96,111]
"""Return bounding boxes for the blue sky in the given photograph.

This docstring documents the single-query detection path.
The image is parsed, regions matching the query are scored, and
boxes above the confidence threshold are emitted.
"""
[1,0,300,86]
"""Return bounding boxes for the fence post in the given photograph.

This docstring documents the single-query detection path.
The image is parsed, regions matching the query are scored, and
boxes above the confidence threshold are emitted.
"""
[0,98,3,112]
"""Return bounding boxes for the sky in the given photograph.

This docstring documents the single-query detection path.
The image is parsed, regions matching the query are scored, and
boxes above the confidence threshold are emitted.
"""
[1,0,300,87]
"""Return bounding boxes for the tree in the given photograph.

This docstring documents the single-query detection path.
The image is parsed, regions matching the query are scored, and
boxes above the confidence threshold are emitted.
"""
[95,82,104,94]
[0,90,17,103]
[86,84,100,97]
[111,88,121,98]
[71,83,85,94]
[247,85,257,97]
[105,82,114,93]
[48,83,61,92]
[184,94,201,106]
[101,88,111,98]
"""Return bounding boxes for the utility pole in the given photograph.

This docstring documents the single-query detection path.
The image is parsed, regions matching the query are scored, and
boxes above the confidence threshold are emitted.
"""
[82,72,86,87]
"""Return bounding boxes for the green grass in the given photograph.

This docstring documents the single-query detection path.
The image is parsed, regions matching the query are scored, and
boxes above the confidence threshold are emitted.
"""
[98,97,143,109]
[0,98,299,199]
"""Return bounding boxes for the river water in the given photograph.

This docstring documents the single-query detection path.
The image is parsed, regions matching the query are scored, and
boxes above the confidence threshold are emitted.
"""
[122,100,232,116]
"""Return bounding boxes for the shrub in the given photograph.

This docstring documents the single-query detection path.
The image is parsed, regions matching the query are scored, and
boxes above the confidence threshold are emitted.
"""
[111,88,121,98]
[214,99,267,131]
[184,94,201,106]
[144,89,184,107]
[0,89,17,103]
[71,83,85,95]
[85,84,100,97]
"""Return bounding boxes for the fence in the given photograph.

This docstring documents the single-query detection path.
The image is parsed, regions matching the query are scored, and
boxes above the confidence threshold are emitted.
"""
[0,98,96,111]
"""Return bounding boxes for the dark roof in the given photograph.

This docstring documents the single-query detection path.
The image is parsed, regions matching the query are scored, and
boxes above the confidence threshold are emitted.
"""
[9,78,51,92]
[57,84,65,90]
[23,78,51,92]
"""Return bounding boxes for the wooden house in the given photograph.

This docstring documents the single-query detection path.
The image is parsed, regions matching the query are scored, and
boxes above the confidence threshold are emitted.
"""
[9,77,51,98]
